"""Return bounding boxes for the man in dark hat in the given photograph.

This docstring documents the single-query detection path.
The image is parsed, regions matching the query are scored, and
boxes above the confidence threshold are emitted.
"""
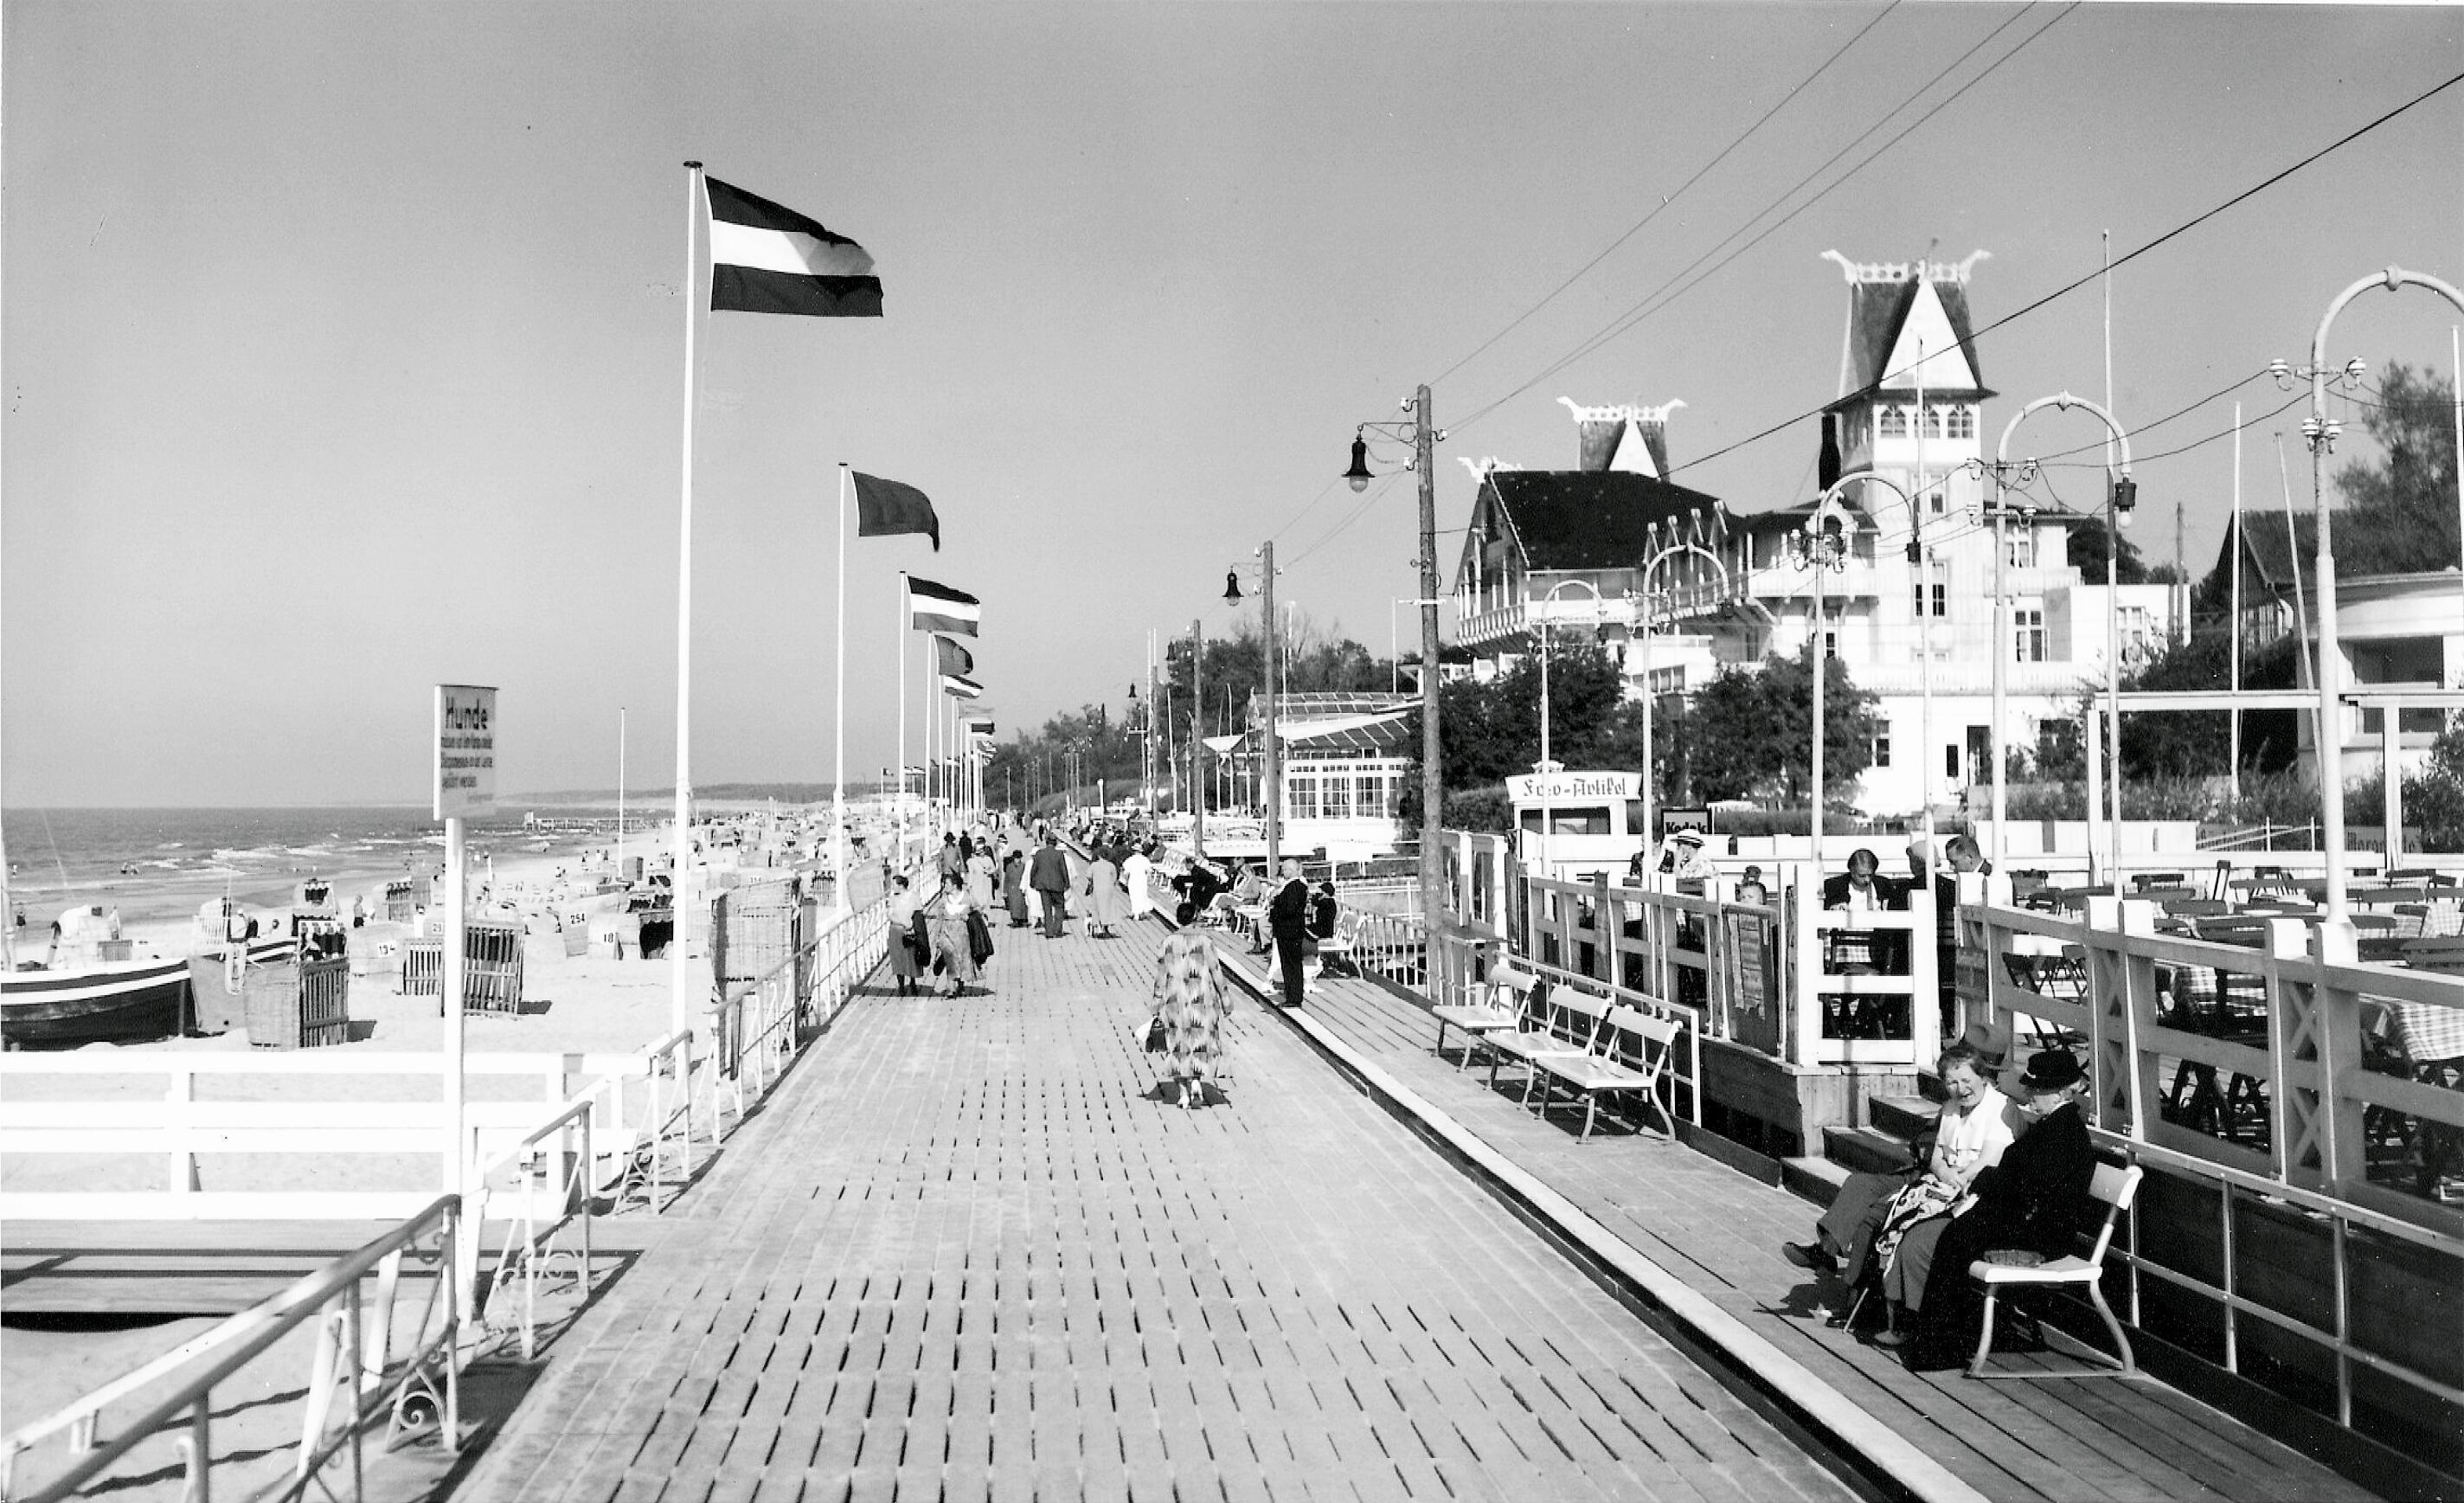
[1897,1048,2095,1369]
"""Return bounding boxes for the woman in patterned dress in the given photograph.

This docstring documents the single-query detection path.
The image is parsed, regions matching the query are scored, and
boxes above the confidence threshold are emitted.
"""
[1152,928,1233,1108]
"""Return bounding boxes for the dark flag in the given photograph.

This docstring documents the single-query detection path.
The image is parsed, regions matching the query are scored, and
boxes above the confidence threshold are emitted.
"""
[853,472,940,551]
[934,635,973,677]
[705,177,882,318]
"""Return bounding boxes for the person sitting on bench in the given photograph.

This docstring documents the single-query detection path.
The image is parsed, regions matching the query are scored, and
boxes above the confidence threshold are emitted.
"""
[1785,1041,2014,1333]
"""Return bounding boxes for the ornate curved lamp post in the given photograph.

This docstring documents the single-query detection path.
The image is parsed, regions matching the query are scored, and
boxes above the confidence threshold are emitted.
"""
[1344,390,1446,927]
[1636,541,1733,854]
[1979,395,2133,880]
[2275,266,2464,926]
[1783,495,1858,871]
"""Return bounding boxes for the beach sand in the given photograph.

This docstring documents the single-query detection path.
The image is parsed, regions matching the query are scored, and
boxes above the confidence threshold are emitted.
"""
[1,820,872,1496]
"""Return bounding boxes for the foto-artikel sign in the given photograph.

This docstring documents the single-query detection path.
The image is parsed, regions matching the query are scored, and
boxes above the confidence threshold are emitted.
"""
[433,684,498,819]
[1505,770,1641,805]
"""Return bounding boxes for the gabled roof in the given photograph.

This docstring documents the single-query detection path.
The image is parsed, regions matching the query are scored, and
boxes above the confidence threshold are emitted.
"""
[1473,471,1726,572]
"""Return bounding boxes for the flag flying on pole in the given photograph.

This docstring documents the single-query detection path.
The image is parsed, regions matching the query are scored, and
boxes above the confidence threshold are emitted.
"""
[705,177,882,318]
[852,472,940,550]
[906,576,980,637]
[964,716,995,735]
[934,635,973,678]
[941,673,985,699]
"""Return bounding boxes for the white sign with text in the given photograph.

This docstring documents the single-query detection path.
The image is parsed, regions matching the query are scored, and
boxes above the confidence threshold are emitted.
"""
[433,684,498,819]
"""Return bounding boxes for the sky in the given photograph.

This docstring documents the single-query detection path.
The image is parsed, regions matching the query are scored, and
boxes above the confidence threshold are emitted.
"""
[4,1,2460,808]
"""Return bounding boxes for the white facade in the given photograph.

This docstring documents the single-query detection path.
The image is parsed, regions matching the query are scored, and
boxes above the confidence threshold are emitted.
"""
[1444,254,2191,819]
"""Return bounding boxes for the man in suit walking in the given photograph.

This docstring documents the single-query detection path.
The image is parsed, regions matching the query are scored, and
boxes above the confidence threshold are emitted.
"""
[1267,858,1312,1007]
[1029,833,1072,939]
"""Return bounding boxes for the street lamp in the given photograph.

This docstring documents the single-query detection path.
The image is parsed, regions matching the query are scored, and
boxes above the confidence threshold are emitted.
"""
[1784,497,1858,871]
[2276,265,2464,926]
[1961,437,2042,870]
[1343,389,1446,929]
[1225,544,1286,874]
[1635,542,1734,860]
[1530,579,1602,879]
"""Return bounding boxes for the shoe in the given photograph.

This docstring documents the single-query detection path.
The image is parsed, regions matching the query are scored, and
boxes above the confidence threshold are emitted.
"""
[1783,1242,1837,1275]
[1870,1328,1908,1349]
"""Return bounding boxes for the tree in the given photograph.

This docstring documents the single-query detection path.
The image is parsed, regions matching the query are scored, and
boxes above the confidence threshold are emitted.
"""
[1682,646,1878,806]
[2334,363,2461,575]
[2066,515,2160,584]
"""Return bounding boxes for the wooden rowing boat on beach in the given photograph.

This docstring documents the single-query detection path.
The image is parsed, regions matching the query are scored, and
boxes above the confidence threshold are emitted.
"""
[0,957,191,1049]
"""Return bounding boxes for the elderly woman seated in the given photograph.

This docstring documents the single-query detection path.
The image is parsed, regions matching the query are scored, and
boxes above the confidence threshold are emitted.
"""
[1785,1042,2015,1335]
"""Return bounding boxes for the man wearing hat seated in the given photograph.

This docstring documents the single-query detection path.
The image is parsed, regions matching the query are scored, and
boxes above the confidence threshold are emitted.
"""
[1888,1048,2096,1370]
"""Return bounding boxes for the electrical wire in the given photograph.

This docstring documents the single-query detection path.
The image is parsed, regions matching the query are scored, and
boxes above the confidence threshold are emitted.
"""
[1427,1,1904,394]
[2020,366,2271,464]
[1455,3,2069,433]
[2037,387,2308,468]
[1289,2,2043,574]
[1665,65,2464,485]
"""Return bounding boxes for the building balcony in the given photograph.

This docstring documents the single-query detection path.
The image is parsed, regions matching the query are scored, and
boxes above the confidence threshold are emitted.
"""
[1456,593,1637,647]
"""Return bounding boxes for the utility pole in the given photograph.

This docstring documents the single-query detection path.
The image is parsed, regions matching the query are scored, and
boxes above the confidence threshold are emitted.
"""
[1191,618,1207,860]
[1262,540,1280,877]
[1414,387,1442,931]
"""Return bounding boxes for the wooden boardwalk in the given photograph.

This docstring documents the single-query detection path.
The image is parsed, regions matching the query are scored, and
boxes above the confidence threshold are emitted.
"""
[1216,941,2387,1503]
[458,919,1858,1502]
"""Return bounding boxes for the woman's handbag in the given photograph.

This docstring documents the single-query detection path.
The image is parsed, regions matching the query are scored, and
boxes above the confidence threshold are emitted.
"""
[1141,1014,1167,1053]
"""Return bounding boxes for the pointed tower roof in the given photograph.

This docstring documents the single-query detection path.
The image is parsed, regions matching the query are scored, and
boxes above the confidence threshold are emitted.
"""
[1558,397,1684,477]
[1820,250,1995,411]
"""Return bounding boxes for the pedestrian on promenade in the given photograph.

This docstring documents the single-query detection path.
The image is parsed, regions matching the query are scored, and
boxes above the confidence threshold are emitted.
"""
[1151,927,1233,1108]
[1029,833,1072,939]
[885,874,925,998]
[1885,1049,2095,1369]
[1084,847,1126,939]
[1267,857,1312,1007]
[936,832,965,883]
[1783,1042,2013,1333]
[1120,842,1155,925]
[924,871,980,998]
[966,840,998,914]
[1000,849,1030,928]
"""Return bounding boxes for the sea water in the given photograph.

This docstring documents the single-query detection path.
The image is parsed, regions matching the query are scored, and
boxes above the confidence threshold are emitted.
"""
[0,805,611,931]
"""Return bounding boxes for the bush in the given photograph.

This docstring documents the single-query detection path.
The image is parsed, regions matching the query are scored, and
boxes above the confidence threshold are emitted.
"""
[1441,785,1513,834]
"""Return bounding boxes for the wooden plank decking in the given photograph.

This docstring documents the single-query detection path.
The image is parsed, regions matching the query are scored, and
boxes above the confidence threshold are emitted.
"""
[1225,941,2388,1503]
[456,919,1858,1502]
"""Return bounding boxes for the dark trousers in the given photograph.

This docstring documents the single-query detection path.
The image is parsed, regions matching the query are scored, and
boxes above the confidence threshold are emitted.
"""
[1037,890,1067,937]
[1273,926,1307,1005]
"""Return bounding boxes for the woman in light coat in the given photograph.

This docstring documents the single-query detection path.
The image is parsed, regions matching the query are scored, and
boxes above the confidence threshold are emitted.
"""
[1084,851,1126,938]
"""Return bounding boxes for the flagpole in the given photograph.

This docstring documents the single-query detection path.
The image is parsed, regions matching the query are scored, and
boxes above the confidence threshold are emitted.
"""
[671,162,704,1039]
[927,648,939,832]
[897,572,908,875]
[831,465,852,914]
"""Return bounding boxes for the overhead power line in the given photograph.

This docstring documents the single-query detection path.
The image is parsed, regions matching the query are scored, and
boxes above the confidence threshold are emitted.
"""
[1455,3,2071,432]
[1666,65,2464,486]
[1428,2,1904,394]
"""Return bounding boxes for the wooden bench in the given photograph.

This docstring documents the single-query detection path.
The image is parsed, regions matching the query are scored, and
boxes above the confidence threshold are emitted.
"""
[1479,977,1590,1095]
[1430,961,1528,1072]
[1527,994,1679,1143]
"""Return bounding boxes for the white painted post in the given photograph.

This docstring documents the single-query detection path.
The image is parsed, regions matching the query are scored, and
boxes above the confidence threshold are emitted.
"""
[2308,917,2365,1195]
[1788,862,1824,1068]
[167,1067,198,1193]
[1909,881,1942,1069]
[2382,711,2402,870]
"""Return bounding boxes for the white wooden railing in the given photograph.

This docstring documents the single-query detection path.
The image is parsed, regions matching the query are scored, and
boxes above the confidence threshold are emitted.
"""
[0,1196,468,1503]
[1966,891,2464,1431]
